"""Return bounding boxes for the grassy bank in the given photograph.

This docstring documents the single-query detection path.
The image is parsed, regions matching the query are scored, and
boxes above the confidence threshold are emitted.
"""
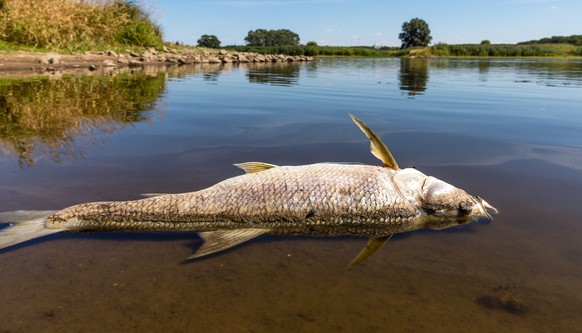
[430,43,582,57]
[0,0,162,51]
[227,43,582,58]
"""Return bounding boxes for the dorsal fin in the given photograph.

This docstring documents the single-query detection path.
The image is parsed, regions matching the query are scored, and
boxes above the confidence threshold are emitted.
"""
[234,162,278,174]
[349,114,399,170]
[347,235,392,269]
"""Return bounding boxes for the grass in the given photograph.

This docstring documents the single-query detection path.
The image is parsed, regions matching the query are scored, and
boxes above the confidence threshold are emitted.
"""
[430,43,582,57]
[0,40,47,52]
[226,45,397,57]
[226,43,582,58]
[0,0,163,51]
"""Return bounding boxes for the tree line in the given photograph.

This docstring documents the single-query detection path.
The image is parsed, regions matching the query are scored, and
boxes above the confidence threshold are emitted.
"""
[197,29,301,48]
[197,19,431,49]
[196,19,581,58]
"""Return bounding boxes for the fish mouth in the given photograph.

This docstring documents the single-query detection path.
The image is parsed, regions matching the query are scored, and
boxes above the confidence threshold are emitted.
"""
[474,196,498,221]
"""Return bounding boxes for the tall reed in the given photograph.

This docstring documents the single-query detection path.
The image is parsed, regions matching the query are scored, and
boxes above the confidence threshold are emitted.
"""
[0,0,162,50]
[431,43,582,57]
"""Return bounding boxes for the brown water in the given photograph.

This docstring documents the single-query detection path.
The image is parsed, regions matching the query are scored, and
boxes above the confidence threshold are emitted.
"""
[0,59,581,332]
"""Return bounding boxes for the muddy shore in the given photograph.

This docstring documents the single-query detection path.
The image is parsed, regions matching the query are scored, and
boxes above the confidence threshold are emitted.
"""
[0,47,315,75]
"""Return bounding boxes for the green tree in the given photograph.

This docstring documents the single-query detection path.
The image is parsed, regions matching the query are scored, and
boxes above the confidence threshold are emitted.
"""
[306,41,318,47]
[481,39,491,45]
[245,29,300,46]
[398,18,432,48]
[197,34,221,48]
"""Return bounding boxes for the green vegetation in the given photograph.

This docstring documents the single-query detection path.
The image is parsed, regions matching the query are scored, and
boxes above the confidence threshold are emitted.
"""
[226,45,396,57]
[519,35,582,46]
[399,18,432,48]
[197,34,221,48]
[0,0,162,51]
[0,72,166,167]
[0,39,46,52]
[430,43,582,57]
[227,42,582,58]
[245,29,300,46]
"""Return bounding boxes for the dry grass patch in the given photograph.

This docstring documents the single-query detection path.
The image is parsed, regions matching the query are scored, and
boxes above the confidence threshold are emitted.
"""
[0,0,162,50]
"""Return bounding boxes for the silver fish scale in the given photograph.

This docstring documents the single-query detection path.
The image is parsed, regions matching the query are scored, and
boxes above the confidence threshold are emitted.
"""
[46,163,421,237]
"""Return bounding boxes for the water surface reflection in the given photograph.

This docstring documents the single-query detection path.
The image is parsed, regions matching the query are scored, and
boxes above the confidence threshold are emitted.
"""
[0,71,166,167]
[247,62,301,86]
[399,58,429,97]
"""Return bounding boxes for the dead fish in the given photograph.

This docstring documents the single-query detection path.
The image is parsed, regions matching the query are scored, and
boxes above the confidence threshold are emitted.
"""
[0,114,497,267]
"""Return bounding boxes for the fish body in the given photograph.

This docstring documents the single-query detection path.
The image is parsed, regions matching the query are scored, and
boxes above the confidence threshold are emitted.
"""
[0,115,497,266]
[48,163,417,237]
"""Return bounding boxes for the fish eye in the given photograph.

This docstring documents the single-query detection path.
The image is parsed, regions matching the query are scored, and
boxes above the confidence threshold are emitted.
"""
[457,207,472,216]
[422,206,436,215]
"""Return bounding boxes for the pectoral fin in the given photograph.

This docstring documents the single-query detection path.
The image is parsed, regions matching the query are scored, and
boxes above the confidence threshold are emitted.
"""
[349,114,399,170]
[347,235,393,269]
[234,162,278,174]
[188,229,269,260]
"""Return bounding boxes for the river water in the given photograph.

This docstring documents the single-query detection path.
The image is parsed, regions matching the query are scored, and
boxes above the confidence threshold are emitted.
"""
[0,58,581,332]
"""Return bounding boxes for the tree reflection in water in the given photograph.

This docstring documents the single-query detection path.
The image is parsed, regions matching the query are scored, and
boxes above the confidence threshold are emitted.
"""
[398,58,429,97]
[246,62,301,86]
[0,71,166,167]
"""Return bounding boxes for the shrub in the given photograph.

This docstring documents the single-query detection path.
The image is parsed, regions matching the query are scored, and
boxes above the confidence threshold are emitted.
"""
[197,34,221,48]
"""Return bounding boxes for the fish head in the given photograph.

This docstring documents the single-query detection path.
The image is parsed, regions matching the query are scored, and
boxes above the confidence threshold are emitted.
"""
[393,168,498,229]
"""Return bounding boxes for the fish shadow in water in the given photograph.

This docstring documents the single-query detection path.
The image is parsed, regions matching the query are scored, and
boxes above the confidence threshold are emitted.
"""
[0,221,484,259]
[178,222,484,264]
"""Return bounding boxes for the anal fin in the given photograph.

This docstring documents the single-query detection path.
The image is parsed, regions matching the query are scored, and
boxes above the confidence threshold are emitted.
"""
[347,235,392,269]
[188,229,269,260]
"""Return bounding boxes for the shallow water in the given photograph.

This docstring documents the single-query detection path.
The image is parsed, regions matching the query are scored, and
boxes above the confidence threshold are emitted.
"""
[0,58,581,332]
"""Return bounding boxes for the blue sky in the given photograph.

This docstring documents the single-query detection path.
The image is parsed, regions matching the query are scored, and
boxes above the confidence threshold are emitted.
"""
[153,0,581,47]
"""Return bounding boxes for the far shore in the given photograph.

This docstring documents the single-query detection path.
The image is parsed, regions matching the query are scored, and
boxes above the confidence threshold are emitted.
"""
[2,47,580,77]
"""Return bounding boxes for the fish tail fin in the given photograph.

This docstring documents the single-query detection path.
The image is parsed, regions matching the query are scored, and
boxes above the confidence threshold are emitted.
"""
[0,210,60,250]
